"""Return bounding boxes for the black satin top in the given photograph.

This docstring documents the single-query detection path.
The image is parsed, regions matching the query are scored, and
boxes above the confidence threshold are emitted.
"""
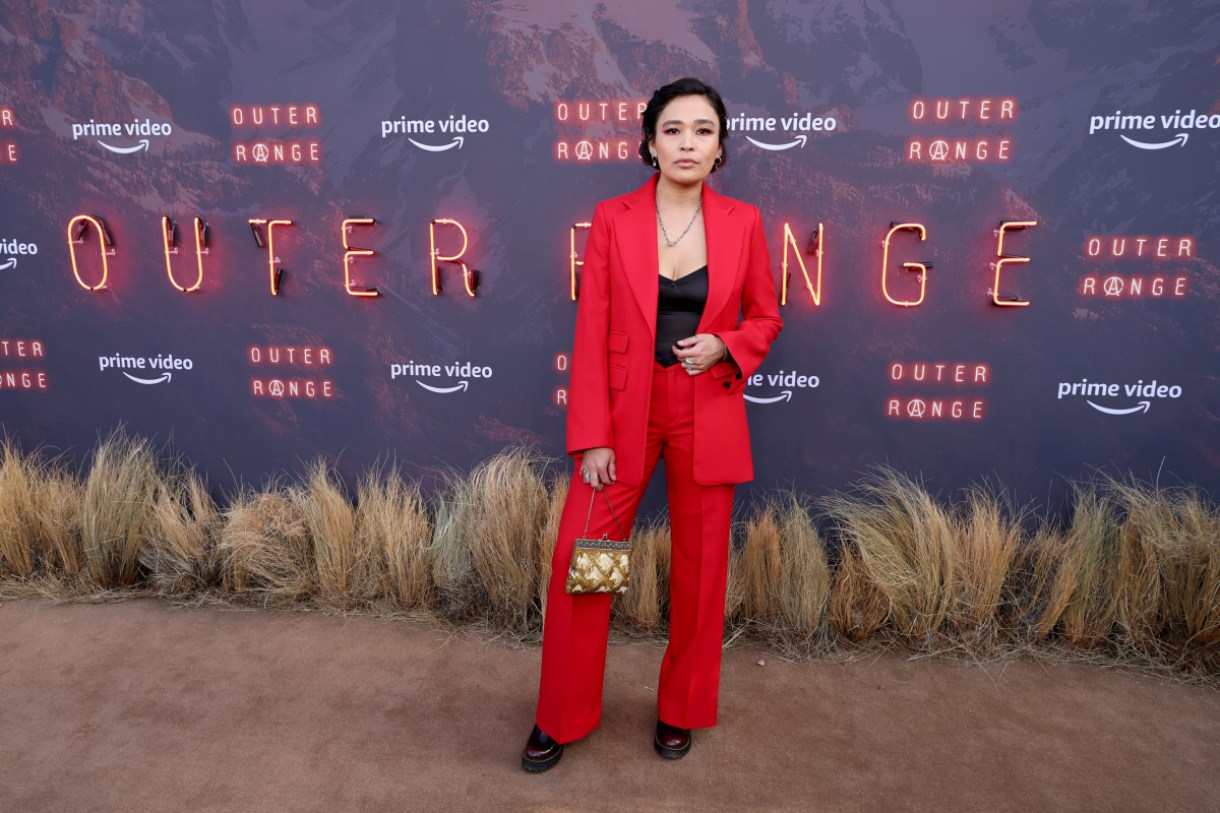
[655,266,708,366]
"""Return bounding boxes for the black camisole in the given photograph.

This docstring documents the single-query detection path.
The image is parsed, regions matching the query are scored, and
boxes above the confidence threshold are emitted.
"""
[654,266,708,366]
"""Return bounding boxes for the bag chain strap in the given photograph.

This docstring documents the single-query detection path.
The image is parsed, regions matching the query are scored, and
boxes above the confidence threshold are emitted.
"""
[582,489,627,541]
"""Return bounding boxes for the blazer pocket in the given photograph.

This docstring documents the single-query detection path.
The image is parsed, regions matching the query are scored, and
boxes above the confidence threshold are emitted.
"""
[608,330,629,354]
[608,364,628,391]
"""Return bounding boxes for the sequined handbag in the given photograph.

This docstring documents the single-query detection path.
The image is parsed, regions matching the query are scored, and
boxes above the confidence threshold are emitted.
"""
[564,490,631,595]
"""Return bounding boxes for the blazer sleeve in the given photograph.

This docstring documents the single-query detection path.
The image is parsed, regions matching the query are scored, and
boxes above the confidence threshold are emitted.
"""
[565,201,615,455]
[715,206,782,395]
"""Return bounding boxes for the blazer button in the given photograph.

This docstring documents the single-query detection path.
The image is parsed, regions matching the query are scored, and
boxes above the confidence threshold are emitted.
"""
[723,381,730,389]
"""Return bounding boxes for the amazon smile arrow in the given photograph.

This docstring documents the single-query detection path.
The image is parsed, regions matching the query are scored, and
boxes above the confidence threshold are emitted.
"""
[745,134,807,151]
[1119,132,1188,150]
[122,371,172,385]
[1086,400,1151,415]
[415,379,469,394]
[97,139,151,155]
[408,136,464,153]
[745,390,793,405]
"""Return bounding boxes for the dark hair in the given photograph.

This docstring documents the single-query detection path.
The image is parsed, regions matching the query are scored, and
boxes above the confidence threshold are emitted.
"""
[638,77,729,172]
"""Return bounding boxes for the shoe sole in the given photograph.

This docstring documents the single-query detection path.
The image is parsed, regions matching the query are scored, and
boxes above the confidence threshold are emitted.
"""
[654,738,691,760]
[521,747,563,773]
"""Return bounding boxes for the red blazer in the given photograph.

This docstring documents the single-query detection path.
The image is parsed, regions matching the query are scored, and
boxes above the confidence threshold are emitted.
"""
[566,175,783,486]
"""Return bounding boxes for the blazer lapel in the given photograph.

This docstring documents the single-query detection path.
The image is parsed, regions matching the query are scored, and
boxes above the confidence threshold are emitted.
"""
[699,183,740,332]
[613,175,660,337]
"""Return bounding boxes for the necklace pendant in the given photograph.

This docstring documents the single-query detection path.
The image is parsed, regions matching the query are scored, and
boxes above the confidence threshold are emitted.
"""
[657,194,702,249]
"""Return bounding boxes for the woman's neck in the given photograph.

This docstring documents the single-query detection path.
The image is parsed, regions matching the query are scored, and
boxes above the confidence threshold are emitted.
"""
[655,175,703,208]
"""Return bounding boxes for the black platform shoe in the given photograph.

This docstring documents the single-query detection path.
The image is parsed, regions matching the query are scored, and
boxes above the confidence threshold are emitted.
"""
[654,720,691,759]
[522,725,564,772]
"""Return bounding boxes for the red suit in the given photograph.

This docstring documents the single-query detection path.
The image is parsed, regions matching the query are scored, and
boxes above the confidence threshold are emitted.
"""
[536,175,782,743]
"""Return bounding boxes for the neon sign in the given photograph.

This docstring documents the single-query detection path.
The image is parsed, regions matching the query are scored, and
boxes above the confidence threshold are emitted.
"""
[429,218,477,297]
[881,223,928,307]
[569,222,591,300]
[992,220,1036,307]
[780,222,822,306]
[248,218,293,296]
[342,218,379,297]
[67,215,112,291]
[1,107,15,163]
[887,360,989,421]
[161,216,208,293]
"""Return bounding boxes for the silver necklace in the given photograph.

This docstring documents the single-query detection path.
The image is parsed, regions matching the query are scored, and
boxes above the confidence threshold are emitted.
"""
[657,195,702,248]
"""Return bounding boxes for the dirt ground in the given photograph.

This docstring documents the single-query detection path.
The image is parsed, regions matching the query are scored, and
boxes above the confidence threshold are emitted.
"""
[0,598,1216,813]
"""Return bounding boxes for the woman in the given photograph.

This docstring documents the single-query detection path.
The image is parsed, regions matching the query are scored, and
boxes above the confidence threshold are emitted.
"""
[523,77,782,771]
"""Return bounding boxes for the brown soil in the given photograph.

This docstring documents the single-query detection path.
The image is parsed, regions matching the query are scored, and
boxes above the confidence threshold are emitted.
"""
[0,599,1215,813]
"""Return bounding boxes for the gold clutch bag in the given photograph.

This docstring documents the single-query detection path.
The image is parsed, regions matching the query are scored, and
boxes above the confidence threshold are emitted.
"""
[564,490,631,595]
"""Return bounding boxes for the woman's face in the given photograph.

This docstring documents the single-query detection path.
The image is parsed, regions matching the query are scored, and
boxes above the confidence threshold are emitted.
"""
[649,94,722,185]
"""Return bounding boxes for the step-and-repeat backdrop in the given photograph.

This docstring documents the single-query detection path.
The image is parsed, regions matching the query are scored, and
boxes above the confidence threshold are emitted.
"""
[1,1,1217,507]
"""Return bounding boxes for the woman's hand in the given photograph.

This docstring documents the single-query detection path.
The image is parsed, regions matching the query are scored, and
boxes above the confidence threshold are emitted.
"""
[580,447,616,491]
[672,334,727,376]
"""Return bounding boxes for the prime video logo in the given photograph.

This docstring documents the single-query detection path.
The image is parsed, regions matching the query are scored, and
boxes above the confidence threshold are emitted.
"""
[0,238,37,271]
[1088,108,1220,150]
[1057,377,1183,415]
[726,111,838,151]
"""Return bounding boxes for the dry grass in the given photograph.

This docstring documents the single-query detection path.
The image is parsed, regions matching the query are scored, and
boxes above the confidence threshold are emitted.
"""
[614,520,670,632]
[81,431,162,589]
[37,467,87,581]
[1036,487,1119,647]
[949,488,1024,645]
[733,495,831,653]
[740,504,783,623]
[298,460,376,608]
[0,441,82,582]
[0,436,1216,681]
[356,466,433,610]
[432,448,549,631]
[0,439,41,578]
[142,467,220,595]
[1108,478,1175,655]
[218,484,313,606]
[828,537,890,641]
[1165,489,1220,648]
[775,495,832,638]
[1108,481,1220,674]
[822,469,955,645]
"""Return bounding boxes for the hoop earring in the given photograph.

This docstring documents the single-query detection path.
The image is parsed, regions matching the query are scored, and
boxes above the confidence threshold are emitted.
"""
[714,155,722,166]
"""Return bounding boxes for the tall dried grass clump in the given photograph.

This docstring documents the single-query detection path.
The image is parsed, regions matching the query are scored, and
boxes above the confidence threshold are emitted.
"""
[1164,490,1220,649]
[218,484,313,605]
[1024,487,1119,646]
[823,469,955,644]
[356,466,433,610]
[828,541,889,641]
[734,495,831,649]
[614,520,670,632]
[31,466,86,580]
[775,495,831,638]
[739,505,783,624]
[432,448,550,630]
[142,467,220,595]
[949,488,1024,643]
[298,461,381,608]
[1107,479,1176,654]
[1105,483,1220,667]
[0,440,45,578]
[82,431,163,589]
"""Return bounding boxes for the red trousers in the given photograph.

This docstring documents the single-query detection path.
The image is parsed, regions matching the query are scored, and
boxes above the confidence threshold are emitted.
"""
[536,362,735,743]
